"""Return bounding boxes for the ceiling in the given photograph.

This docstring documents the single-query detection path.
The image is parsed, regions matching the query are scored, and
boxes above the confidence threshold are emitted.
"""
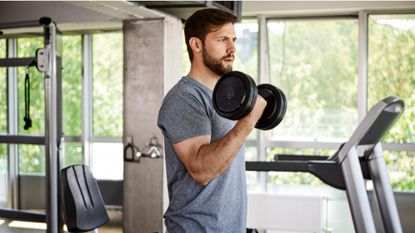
[0,1,414,36]
[0,1,239,36]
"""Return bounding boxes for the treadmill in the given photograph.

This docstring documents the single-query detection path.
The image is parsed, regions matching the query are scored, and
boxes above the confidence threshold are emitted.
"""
[246,96,404,233]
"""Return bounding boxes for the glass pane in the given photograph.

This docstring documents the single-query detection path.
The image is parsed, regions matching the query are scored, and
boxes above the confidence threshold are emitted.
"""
[234,19,258,82]
[63,142,83,167]
[0,39,4,57]
[90,142,123,180]
[92,33,123,137]
[0,144,7,207]
[235,19,259,140]
[267,147,334,161]
[62,35,82,136]
[17,37,44,135]
[0,40,5,207]
[182,35,190,75]
[17,37,43,57]
[19,145,45,175]
[368,14,415,143]
[268,19,359,141]
[1,39,6,133]
[245,147,262,192]
[384,151,415,191]
[0,40,6,206]
[266,147,335,187]
[0,67,6,134]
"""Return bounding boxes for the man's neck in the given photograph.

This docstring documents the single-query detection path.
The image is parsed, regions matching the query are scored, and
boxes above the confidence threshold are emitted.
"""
[187,66,220,91]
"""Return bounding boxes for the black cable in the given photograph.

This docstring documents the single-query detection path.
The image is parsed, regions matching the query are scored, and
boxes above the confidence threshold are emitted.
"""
[23,67,32,130]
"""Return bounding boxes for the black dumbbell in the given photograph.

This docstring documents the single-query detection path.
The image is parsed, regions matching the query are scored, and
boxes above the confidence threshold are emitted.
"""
[212,71,287,130]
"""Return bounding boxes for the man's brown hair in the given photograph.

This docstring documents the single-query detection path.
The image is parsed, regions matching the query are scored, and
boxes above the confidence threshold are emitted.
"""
[184,8,238,61]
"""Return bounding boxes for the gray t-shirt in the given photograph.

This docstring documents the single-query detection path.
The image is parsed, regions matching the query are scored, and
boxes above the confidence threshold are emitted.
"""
[158,76,247,233]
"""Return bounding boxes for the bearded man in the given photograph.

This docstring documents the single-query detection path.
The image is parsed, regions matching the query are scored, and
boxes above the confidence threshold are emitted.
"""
[158,8,266,233]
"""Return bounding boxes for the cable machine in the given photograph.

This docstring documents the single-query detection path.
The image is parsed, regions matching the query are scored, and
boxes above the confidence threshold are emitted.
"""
[0,17,63,233]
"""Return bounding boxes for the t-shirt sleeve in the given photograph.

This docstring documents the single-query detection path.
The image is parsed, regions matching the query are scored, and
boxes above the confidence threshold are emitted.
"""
[158,92,211,144]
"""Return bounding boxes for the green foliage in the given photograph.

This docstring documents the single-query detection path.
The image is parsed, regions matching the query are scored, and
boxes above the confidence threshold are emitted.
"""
[384,151,415,191]
[18,145,45,174]
[62,35,82,136]
[13,33,124,174]
[16,38,45,174]
[368,17,415,143]
[63,142,83,167]
[0,40,6,136]
[368,15,415,191]
[0,60,5,171]
[17,37,45,136]
[92,33,123,136]
[263,16,415,191]
[268,20,358,140]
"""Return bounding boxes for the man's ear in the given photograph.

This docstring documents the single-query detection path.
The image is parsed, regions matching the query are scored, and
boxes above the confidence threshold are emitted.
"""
[189,37,202,53]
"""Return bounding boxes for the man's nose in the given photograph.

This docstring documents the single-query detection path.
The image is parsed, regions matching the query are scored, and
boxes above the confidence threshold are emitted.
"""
[227,40,236,53]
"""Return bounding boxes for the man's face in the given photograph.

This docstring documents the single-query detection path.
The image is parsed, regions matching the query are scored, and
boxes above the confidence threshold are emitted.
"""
[202,23,237,76]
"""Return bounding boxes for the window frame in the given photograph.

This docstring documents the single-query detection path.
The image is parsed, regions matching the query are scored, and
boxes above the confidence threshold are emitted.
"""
[245,10,415,192]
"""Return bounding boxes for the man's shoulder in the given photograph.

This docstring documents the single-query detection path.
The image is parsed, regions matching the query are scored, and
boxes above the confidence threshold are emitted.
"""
[164,77,205,102]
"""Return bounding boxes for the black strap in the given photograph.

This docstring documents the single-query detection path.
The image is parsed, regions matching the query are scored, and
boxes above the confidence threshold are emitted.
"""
[23,67,32,130]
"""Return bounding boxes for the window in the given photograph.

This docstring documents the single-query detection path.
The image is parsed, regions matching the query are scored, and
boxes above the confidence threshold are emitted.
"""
[0,39,6,133]
[368,14,415,191]
[90,33,123,180]
[234,19,259,142]
[268,18,359,141]
[92,33,123,137]
[368,14,415,143]
[234,19,259,81]
[242,13,415,192]
[62,35,82,137]
[17,37,45,174]
[0,39,6,206]
[61,35,83,167]
[0,32,123,179]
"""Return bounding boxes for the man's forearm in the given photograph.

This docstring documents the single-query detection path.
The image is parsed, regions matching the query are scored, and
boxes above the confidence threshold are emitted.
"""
[190,121,253,185]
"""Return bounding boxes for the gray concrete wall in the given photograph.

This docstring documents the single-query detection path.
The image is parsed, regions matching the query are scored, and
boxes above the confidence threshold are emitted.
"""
[123,16,182,233]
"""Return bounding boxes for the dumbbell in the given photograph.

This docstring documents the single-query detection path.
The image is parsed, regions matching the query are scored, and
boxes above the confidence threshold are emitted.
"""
[212,71,287,130]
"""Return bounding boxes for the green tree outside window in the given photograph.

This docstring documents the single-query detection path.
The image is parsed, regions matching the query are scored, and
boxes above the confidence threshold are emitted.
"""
[368,14,415,192]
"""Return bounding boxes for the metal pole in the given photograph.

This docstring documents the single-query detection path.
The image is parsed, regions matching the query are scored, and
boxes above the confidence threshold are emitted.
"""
[82,34,93,167]
[44,21,59,233]
[368,143,403,233]
[6,38,19,210]
[340,146,376,233]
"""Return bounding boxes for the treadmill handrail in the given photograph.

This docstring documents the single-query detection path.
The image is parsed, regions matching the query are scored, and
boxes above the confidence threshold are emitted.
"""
[337,96,404,163]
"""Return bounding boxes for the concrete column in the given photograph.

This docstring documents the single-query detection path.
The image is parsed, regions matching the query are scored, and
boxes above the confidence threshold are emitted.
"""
[123,16,182,233]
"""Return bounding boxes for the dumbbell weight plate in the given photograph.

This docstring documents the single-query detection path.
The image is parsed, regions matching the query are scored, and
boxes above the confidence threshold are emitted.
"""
[213,71,257,120]
[256,84,287,130]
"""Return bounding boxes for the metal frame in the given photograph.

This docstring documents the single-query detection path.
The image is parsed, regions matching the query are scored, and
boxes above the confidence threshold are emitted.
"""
[247,96,404,233]
[337,97,404,233]
[82,34,93,167]
[0,18,62,233]
[368,144,402,233]
[6,38,19,210]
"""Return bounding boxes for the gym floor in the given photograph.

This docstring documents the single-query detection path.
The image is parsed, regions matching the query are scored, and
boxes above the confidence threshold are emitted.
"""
[0,220,122,233]
[0,209,123,233]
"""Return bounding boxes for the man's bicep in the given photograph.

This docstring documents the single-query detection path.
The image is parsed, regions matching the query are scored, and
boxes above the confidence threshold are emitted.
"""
[172,135,211,168]
[158,95,211,144]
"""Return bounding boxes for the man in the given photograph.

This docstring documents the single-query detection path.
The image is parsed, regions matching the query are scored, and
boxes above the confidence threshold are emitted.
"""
[158,8,266,233]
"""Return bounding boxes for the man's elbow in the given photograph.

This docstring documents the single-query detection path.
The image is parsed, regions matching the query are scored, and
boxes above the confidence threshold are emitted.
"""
[188,170,211,186]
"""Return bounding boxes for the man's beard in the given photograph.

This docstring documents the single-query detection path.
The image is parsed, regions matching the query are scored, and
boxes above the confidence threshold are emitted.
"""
[202,45,233,76]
